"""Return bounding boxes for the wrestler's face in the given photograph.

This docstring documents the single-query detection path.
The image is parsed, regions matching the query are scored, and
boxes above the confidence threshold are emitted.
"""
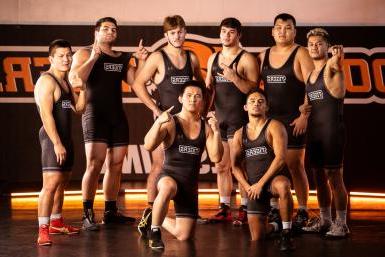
[272,19,296,45]
[244,92,268,117]
[307,35,329,60]
[95,21,117,44]
[165,26,186,48]
[180,86,203,113]
[220,26,240,47]
[49,47,72,72]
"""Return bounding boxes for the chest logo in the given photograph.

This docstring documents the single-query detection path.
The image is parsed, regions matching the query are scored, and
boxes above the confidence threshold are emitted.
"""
[267,75,286,84]
[308,90,324,101]
[178,145,200,155]
[245,146,268,157]
[171,76,190,85]
[104,63,123,72]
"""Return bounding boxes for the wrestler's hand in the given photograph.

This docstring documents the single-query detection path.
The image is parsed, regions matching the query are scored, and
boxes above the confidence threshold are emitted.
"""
[206,111,216,119]
[218,63,238,82]
[90,37,102,60]
[290,114,308,136]
[207,115,219,133]
[134,39,149,61]
[247,181,264,200]
[330,45,344,71]
[69,73,85,90]
[54,143,66,165]
[299,102,311,117]
[156,106,174,125]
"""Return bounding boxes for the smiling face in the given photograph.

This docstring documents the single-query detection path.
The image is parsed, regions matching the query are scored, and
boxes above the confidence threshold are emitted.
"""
[165,26,186,48]
[95,21,118,44]
[307,35,329,60]
[272,19,296,46]
[49,47,72,72]
[220,26,240,47]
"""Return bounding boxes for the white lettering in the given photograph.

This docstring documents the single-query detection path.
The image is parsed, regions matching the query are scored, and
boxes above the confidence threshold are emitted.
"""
[266,75,287,84]
[308,90,324,101]
[245,146,268,157]
[104,63,123,72]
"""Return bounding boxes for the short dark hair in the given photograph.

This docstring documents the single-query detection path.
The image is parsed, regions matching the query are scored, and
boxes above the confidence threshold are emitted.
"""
[48,39,72,56]
[274,13,296,27]
[163,15,186,33]
[95,17,117,31]
[220,17,242,34]
[246,88,268,103]
[180,80,206,96]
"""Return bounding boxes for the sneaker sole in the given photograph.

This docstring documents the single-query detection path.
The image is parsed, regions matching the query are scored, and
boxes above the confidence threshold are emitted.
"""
[324,234,349,239]
[232,220,247,226]
[82,225,100,231]
[49,230,80,235]
[38,242,52,246]
[54,231,80,235]
[150,245,164,250]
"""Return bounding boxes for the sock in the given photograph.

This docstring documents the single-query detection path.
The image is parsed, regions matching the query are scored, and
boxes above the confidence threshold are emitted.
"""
[105,201,117,212]
[241,197,248,207]
[298,205,308,211]
[151,225,160,230]
[38,217,50,226]
[83,200,94,210]
[320,207,332,224]
[270,198,279,209]
[50,213,62,220]
[269,221,279,232]
[282,221,292,230]
[220,196,231,207]
[336,210,347,224]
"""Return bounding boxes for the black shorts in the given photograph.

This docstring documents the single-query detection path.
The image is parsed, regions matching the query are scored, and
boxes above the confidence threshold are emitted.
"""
[307,126,345,169]
[247,182,273,215]
[39,128,73,172]
[272,116,306,149]
[219,120,246,142]
[158,170,198,219]
[82,110,129,148]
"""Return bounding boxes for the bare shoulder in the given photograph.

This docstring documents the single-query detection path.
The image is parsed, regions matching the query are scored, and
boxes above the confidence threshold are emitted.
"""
[233,126,243,141]
[257,49,267,60]
[73,47,91,58]
[189,51,199,62]
[240,51,257,64]
[207,52,217,65]
[35,74,56,91]
[147,51,164,65]
[268,119,286,133]
[296,46,311,59]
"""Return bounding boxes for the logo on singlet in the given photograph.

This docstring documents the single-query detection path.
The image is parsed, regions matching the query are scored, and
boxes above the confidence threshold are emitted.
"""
[104,63,123,72]
[245,146,268,158]
[178,145,200,155]
[267,75,286,84]
[215,75,231,83]
[308,90,324,101]
[61,100,72,109]
[171,76,190,85]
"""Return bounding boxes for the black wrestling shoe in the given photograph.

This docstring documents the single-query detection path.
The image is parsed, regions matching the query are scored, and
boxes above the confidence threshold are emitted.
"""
[137,207,152,237]
[279,229,295,251]
[293,209,309,232]
[82,209,100,231]
[149,227,165,250]
[102,210,136,224]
